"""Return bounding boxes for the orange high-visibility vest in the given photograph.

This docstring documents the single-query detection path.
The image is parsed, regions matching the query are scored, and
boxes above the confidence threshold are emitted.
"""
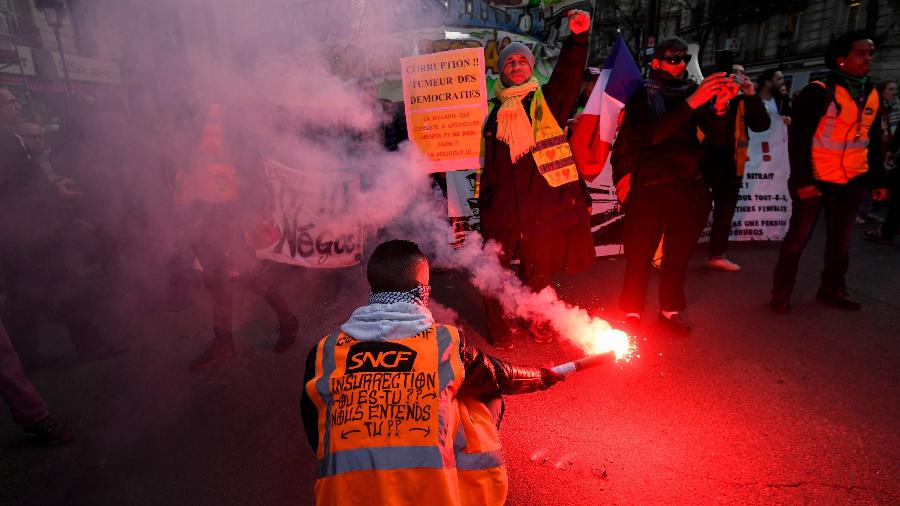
[810,81,880,184]
[306,325,466,506]
[734,99,750,176]
[529,88,580,188]
[455,396,508,506]
[174,103,239,204]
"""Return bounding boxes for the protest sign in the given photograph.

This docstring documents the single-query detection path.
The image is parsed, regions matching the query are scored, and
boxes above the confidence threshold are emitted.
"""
[401,47,488,172]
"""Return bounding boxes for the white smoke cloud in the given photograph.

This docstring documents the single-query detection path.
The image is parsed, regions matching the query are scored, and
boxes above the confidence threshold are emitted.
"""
[66,0,631,360]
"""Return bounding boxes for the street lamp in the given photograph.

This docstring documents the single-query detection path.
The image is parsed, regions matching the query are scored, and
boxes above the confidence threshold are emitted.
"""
[34,0,72,106]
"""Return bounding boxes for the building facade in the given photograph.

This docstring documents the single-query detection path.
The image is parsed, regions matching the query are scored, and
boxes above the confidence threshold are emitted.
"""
[602,0,899,90]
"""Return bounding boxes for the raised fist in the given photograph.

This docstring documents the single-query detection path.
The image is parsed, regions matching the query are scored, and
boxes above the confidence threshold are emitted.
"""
[567,9,590,35]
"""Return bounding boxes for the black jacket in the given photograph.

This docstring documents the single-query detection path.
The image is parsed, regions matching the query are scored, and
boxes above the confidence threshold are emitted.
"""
[0,130,68,249]
[300,331,549,452]
[701,94,771,181]
[787,73,886,189]
[612,79,731,187]
[478,31,590,239]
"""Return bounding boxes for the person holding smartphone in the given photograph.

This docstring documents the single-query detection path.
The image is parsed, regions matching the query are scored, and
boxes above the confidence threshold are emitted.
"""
[611,38,739,334]
[701,53,771,272]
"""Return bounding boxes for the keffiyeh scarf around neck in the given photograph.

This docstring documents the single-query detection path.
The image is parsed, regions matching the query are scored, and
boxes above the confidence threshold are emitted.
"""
[368,284,431,307]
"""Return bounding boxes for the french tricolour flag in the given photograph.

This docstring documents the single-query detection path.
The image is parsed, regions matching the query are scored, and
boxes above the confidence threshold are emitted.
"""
[570,34,642,181]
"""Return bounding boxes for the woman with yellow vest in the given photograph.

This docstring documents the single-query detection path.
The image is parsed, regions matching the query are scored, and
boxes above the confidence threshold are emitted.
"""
[301,240,565,506]
[770,31,890,313]
[478,10,594,349]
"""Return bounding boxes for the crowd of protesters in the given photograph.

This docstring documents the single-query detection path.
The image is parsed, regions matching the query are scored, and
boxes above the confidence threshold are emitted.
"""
[0,21,895,481]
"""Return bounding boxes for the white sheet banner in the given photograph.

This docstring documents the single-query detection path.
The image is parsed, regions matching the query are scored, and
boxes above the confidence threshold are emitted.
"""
[702,100,792,242]
[587,160,625,257]
[256,159,363,268]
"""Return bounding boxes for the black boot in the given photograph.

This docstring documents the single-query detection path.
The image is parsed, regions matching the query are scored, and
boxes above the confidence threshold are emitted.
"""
[190,331,237,370]
[274,313,299,353]
[816,289,861,311]
[769,294,792,314]
[657,312,693,334]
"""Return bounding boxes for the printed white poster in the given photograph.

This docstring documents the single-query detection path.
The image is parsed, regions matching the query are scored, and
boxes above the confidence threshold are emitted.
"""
[702,100,792,242]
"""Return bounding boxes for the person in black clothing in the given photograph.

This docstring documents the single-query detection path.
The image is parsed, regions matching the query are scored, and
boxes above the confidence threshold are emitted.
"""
[0,88,127,369]
[611,38,739,334]
[702,69,771,272]
[865,132,900,244]
[478,10,594,348]
[0,316,73,444]
[770,32,889,313]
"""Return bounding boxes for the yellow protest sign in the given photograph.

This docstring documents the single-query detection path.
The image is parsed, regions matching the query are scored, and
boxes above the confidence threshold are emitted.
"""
[401,47,487,172]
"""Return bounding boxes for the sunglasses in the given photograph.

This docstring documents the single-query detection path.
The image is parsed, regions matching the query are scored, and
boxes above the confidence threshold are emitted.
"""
[659,54,692,65]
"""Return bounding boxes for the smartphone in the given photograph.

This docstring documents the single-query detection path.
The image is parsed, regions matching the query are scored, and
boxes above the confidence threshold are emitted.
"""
[714,50,734,75]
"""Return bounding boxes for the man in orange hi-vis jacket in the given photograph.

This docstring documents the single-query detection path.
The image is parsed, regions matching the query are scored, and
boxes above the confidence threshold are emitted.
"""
[301,240,567,506]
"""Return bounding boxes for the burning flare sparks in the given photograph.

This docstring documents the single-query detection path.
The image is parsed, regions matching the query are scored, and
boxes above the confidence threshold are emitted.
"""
[569,317,634,361]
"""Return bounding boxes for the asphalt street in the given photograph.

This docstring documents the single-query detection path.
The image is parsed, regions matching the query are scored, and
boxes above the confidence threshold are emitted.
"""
[2,225,899,505]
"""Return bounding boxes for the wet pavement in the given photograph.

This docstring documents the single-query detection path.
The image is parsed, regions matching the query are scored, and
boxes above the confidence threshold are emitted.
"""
[2,225,899,505]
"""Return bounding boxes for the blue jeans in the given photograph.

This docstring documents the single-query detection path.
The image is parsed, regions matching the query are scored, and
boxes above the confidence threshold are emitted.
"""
[772,180,868,297]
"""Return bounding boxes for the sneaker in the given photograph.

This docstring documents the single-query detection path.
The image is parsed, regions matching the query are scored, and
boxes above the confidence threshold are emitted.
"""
[816,289,861,311]
[864,229,894,245]
[657,312,693,334]
[769,294,792,314]
[622,315,641,336]
[24,416,74,444]
[274,313,299,353]
[706,257,742,272]
[190,338,237,370]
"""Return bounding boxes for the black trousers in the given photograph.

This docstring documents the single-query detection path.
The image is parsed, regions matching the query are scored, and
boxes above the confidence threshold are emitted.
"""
[772,181,867,297]
[705,172,742,258]
[880,175,900,239]
[620,181,712,313]
[2,237,110,363]
[183,203,292,340]
[481,222,594,342]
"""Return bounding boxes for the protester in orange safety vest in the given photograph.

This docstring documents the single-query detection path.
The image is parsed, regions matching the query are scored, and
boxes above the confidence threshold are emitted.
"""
[770,31,890,313]
[300,240,566,506]
[175,101,299,370]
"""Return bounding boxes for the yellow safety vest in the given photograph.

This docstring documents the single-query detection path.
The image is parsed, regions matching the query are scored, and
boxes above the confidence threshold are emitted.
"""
[306,325,466,506]
[810,81,880,184]
[174,103,240,204]
[455,396,508,506]
[529,87,580,188]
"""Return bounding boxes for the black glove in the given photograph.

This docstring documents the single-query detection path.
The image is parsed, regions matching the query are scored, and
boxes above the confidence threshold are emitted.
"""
[539,367,566,390]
